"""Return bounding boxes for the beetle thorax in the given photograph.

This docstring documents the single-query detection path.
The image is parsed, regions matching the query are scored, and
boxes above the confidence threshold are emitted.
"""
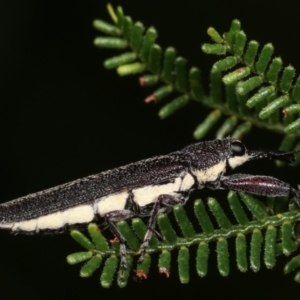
[182,138,230,184]
[181,137,251,187]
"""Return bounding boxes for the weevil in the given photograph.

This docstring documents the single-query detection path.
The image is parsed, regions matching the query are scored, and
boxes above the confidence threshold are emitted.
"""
[1,137,300,280]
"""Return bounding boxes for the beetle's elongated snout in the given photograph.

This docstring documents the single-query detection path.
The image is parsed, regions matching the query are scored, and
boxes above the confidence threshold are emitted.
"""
[248,149,300,164]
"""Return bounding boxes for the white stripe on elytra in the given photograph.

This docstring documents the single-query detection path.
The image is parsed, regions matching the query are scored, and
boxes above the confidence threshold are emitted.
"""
[96,192,128,217]
[0,205,95,232]
[180,173,195,191]
[132,173,194,207]
[96,173,195,215]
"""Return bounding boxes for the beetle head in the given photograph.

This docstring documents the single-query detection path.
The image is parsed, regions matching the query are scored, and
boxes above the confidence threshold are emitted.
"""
[229,140,300,166]
[182,137,250,171]
[183,137,299,174]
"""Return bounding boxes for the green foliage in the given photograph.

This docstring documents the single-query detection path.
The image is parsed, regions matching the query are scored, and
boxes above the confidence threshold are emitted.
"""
[92,4,300,153]
[66,3,300,287]
[93,4,205,128]
[67,192,300,287]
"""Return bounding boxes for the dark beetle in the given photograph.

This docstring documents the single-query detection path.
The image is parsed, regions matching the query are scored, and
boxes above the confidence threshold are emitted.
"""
[0,137,299,279]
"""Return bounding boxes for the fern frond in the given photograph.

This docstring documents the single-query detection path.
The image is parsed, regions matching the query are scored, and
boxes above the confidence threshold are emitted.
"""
[92,4,300,146]
[94,5,203,117]
[203,20,300,139]
[67,192,300,287]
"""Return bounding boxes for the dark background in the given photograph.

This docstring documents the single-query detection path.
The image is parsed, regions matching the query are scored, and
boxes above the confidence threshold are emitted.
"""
[0,0,299,299]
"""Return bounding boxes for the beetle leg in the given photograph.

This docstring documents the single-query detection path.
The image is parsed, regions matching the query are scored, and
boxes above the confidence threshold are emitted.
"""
[104,209,135,280]
[124,190,140,214]
[151,228,164,241]
[100,191,142,280]
[219,173,300,206]
[137,194,185,264]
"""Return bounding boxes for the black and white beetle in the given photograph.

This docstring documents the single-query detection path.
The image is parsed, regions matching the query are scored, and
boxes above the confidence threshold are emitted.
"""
[1,137,300,278]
